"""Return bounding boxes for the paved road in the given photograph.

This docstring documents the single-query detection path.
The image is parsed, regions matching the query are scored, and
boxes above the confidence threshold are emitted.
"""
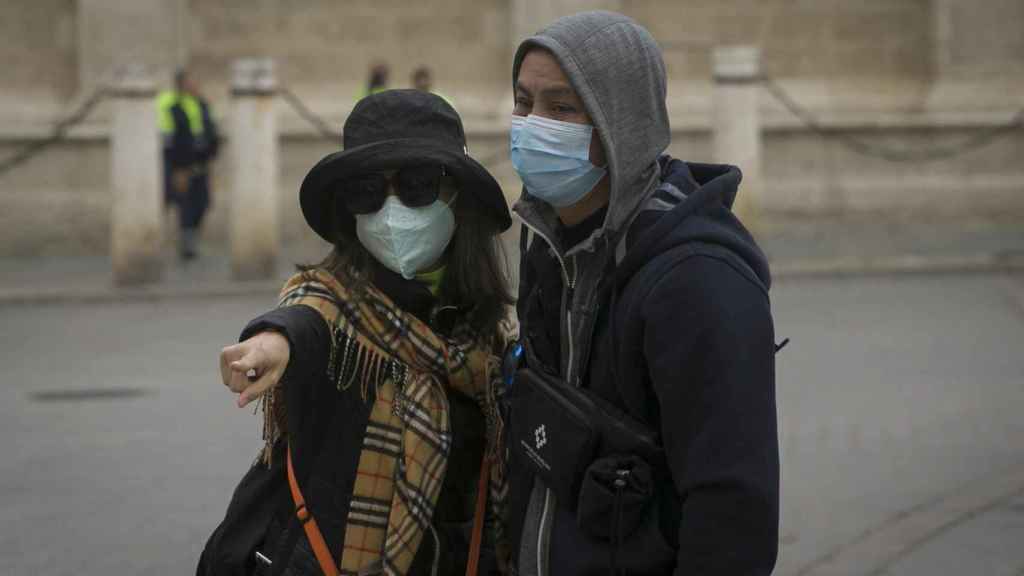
[771,272,1024,575]
[1,272,1023,575]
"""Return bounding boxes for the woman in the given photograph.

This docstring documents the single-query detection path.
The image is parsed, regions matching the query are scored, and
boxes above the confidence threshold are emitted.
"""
[198,90,513,576]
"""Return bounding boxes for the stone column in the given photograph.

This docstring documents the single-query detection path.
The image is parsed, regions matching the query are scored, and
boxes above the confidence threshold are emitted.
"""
[110,67,163,286]
[712,46,762,227]
[229,59,279,281]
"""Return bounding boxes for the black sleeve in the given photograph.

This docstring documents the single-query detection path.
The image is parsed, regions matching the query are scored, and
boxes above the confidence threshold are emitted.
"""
[240,304,331,387]
[166,103,195,169]
[199,100,220,162]
[641,256,779,575]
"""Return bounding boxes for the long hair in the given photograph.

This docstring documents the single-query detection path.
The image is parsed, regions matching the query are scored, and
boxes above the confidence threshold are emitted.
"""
[307,185,513,338]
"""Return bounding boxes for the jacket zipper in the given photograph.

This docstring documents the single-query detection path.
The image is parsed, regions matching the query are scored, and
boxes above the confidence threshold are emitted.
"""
[564,255,578,385]
[520,221,577,381]
[520,221,576,576]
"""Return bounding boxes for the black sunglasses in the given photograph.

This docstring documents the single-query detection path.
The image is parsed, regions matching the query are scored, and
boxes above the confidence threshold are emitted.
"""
[340,165,449,215]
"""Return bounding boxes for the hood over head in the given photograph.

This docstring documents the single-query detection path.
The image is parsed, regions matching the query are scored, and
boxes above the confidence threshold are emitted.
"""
[513,11,670,252]
[617,158,772,292]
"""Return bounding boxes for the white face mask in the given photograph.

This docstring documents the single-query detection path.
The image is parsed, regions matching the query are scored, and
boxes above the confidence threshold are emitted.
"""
[355,194,457,280]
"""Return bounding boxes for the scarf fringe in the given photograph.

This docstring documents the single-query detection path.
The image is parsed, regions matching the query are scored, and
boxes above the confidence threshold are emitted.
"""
[259,389,279,466]
[328,324,414,404]
[259,323,510,472]
[256,269,513,572]
[483,354,505,462]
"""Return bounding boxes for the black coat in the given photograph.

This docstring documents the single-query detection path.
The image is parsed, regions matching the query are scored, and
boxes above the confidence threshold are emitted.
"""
[197,266,490,575]
[509,158,780,575]
[164,96,219,170]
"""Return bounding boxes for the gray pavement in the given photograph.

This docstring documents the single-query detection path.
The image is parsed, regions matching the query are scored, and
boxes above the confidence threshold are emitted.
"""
[0,297,268,575]
[881,490,1024,576]
[1,217,1024,575]
[770,271,1024,575]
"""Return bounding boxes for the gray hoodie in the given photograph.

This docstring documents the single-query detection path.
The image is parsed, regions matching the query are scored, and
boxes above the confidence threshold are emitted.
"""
[513,9,669,387]
[511,11,671,575]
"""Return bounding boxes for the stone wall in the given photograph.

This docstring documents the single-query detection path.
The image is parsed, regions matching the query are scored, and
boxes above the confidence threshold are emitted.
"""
[631,0,933,78]
[188,0,512,122]
[0,138,110,256]
[0,0,78,125]
[935,0,1024,78]
[1,0,1022,257]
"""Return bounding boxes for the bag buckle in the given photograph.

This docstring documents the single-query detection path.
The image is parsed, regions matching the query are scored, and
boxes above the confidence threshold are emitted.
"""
[295,502,312,524]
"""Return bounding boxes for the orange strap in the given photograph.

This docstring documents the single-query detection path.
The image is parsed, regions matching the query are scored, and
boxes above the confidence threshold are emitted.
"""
[287,446,340,576]
[465,457,491,576]
[289,445,490,576]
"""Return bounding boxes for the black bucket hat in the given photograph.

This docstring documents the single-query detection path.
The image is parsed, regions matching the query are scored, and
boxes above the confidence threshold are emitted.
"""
[300,89,511,242]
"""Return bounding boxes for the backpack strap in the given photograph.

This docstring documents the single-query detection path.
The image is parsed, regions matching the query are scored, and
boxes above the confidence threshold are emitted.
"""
[286,446,340,576]
[628,241,767,297]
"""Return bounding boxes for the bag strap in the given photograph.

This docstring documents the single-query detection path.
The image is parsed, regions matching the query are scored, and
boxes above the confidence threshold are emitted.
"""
[465,456,491,576]
[287,446,340,576]
[289,444,490,576]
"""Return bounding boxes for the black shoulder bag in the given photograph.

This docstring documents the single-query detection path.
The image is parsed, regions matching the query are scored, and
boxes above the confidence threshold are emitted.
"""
[507,364,664,542]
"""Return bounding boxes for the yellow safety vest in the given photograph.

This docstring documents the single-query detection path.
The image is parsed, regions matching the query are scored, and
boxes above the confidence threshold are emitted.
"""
[156,90,204,136]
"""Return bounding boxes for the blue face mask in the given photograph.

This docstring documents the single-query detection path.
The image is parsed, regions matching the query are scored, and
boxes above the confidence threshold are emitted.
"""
[510,115,607,208]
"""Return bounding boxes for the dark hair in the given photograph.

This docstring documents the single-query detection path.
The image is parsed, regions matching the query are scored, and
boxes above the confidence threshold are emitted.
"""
[368,63,389,91]
[306,180,513,338]
[174,68,187,90]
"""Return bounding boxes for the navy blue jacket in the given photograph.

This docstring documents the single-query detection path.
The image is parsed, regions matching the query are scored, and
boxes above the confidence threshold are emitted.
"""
[511,157,780,575]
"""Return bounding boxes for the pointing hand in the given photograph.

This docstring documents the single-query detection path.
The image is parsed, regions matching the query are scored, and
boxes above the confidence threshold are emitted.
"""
[219,331,291,408]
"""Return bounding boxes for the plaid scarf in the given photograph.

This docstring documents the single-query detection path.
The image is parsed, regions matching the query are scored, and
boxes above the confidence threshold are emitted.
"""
[261,268,508,575]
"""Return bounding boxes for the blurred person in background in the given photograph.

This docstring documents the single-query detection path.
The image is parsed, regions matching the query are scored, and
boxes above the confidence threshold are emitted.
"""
[503,11,779,575]
[199,90,514,575]
[412,66,434,92]
[157,67,219,261]
[358,61,390,100]
[412,65,453,108]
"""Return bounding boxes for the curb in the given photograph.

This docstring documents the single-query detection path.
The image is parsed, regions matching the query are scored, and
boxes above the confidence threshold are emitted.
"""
[1,253,1022,305]
[772,252,1024,280]
[0,279,282,306]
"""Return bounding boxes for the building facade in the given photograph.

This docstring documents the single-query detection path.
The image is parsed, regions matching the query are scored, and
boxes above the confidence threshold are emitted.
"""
[1,0,1022,256]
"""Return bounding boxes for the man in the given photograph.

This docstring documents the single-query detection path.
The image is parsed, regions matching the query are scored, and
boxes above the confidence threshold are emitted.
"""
[505,11,779,575]
[411,65,434,92]
[157,68,219,260]
[411,65,454,108]
[358,61,390,100]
